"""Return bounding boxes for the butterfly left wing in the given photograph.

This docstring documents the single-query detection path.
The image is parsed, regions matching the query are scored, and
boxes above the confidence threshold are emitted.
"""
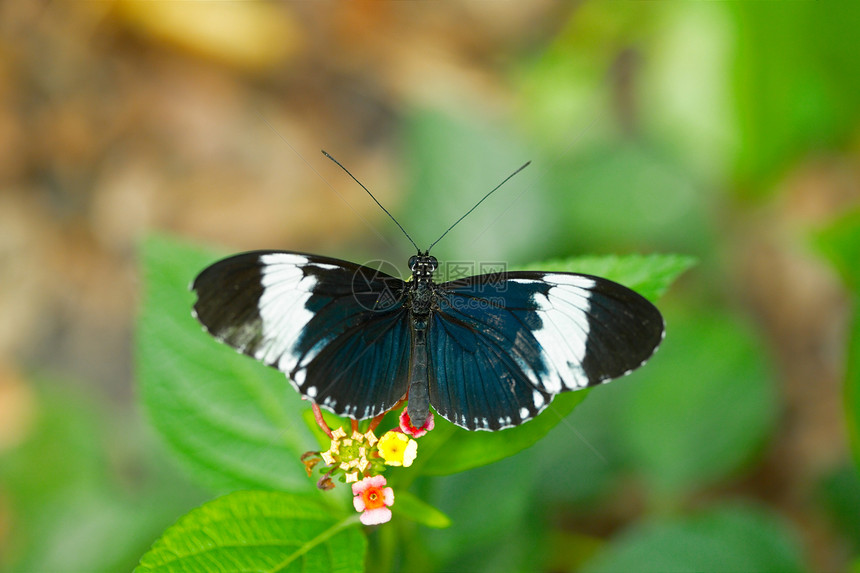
[429,272,664,430]
[191,251,412,420]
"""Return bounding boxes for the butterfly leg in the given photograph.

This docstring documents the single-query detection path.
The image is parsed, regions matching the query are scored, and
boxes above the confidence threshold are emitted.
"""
[310,401,334,439]
[368,398,406,433]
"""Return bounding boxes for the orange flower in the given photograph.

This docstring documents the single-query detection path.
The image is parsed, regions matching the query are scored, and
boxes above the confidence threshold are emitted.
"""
[351,475,394,525]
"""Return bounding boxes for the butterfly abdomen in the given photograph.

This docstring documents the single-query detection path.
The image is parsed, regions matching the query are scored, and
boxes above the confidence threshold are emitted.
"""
[405,281,434,427]
[406,318,431,428]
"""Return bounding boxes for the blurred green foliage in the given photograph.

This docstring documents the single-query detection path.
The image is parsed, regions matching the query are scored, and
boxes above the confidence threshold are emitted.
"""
[619,307,777,498]
[814,211,860,476]
[732,4,860,192]
[582,505,806,573]
[817,464,860,552]
[0,379,206,572]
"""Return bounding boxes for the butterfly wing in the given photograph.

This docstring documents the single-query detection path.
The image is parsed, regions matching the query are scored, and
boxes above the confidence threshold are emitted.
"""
[429,272,664,430]
[191,251,412,419]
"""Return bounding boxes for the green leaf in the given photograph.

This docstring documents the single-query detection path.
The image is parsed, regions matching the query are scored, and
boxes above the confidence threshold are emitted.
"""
[519,253,696,302]
[136,235,317,492]
[414,391,588,477]
[582,504,806,573]
[393,490,451,529]
[618,307,777,495]
[413,253,693,477]
[135,491,365,573]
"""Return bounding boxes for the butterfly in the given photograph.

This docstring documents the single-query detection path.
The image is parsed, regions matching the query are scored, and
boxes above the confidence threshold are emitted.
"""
[191,153,664,431]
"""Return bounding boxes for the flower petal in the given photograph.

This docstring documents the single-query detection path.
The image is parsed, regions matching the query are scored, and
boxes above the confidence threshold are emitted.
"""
[400,409,435,438]
[401,439,418,467]
[352,479,368,496]
[378,431,418,467]
[364,430,378,446]
[382,486,394,506]
[366,474,387,489]
[360,507,392,526]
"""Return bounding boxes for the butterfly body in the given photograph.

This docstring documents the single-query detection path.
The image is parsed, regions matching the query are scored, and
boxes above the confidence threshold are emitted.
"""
[192,250,664,431]
[402,253,438,427]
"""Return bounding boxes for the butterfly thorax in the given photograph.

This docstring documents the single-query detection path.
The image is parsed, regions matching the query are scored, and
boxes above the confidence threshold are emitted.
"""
[407,253,438,317]
[408,281,434,317]
[409,252,439,317]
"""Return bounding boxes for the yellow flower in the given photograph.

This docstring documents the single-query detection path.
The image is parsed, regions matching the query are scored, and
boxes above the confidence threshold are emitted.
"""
[377,431,418,467]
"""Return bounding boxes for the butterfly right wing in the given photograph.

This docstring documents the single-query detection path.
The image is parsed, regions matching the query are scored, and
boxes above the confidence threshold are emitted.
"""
[191,251,412,420]
[428,272,664,430]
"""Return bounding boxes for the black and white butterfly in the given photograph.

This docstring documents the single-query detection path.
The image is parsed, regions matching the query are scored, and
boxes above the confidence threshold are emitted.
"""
[191,155,664,431]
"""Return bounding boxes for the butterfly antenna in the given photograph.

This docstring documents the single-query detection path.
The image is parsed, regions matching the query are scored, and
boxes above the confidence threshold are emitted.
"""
[427,160,531,252]
[322,150,420,253]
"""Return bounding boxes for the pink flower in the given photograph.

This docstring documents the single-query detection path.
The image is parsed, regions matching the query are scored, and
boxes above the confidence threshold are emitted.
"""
[352,475,394,525]
[399,409,435,438]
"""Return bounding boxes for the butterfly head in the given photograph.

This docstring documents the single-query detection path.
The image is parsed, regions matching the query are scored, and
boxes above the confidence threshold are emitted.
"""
[408,252,437,283]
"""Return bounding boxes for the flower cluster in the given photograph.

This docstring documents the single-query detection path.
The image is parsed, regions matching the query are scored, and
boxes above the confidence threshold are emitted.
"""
[301,402,434,526]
